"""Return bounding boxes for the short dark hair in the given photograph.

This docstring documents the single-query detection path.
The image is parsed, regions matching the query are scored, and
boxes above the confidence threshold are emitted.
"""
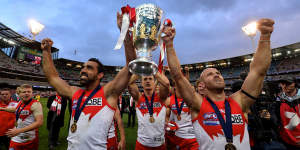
[88,58,104,73]
[1,88,10,92]
[279,76,297,86]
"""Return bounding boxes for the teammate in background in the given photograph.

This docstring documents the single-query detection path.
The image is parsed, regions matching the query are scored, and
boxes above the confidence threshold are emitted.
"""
[41,13,136,150]
[163,18,274,149]
[11,87,21,102]
[165,75,199,149]
[1,84,43,150]
[0,88,18,150]
[107,108,126,150]
[195,78,207,97]
[128,72,170,150]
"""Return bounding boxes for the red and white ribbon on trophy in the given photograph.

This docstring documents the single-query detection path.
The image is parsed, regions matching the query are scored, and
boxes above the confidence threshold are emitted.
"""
[114,5,136,50]
[158,19,173,73]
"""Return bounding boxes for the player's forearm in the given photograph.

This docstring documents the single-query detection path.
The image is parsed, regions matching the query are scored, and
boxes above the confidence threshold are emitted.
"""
[165,42,184,81]
[119,124,126,143]
[19,118,43,133]
[111,67,131,96]
[155,72,170,88]
[165,108,171,122]
[124,33,136,65]
[42,50,60,80]
[129,74,139,85]
[250,34,271,76]
[0,107,16,112]
[165,42,198,107]
[185,70,190,81]
[128,84,140,101]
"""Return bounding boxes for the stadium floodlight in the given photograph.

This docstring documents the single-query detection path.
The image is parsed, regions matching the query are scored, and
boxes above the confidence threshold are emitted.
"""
[28,19,45,40]
[242,21,257,50]
[242,22,257,37]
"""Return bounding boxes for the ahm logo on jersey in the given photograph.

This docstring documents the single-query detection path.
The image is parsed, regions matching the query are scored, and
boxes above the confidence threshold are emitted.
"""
[138,103,147,109]
[20,110,30,115]
[139,102,161,109]
[171,103,188,110]
[86,98,103,106]
[203,112,243,125]
[203,112,219,126]
[72,100,78,110]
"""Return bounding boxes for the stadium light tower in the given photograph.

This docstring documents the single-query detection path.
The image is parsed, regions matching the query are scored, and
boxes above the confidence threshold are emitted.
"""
[28,19,44,40]
[242,21,257,50]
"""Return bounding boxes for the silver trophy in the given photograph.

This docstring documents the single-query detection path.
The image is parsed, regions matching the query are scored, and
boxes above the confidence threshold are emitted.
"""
[128,4,163,76]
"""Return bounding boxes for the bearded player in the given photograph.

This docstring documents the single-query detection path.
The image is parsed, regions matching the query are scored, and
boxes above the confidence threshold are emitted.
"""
[41,13,136,150]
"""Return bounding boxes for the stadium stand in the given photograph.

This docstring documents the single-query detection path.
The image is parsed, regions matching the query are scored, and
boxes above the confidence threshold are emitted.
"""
[0,21,299,95]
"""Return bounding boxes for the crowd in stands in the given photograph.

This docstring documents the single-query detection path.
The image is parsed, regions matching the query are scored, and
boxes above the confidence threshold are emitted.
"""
[0,51,43,75]
[2,49,300,89]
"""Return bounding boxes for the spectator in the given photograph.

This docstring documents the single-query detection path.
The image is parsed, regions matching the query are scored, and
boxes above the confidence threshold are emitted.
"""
[127,96,136,128]
[47,92,68,150]
[276,77,300,149]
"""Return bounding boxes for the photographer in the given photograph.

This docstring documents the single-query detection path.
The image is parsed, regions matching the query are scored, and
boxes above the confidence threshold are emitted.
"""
[248,91,286,150]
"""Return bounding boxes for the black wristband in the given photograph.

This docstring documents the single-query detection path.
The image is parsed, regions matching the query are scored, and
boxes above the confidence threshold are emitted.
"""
[241,89,258,101]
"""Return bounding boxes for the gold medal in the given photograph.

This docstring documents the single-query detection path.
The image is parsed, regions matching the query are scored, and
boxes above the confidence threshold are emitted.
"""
[149,116,155,123]
[225,143,236,150]
[177,115,181,121]
[15,122,18,127]
[71,122,77,133]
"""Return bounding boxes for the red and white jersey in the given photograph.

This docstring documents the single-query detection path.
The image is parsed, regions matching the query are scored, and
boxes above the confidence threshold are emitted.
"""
[67,87,116,150]
[279,101,300,145]
[12,100,39,143]
[8,99,19,108]
[169,95,196,139]
[136,92,166,147]
[0,100,18,136]
[107,120,117,139]
[192,97,250,150]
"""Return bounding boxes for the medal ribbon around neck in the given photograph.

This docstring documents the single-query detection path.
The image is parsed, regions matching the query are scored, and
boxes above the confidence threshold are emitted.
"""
[144,91,155,117]
[174,94,184,116]
[206,97,233,144]
[74,85,101,123]
[16,98,33,123]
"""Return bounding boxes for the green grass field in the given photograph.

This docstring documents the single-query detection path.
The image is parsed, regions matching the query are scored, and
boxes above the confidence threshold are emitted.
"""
[38,98,138,150]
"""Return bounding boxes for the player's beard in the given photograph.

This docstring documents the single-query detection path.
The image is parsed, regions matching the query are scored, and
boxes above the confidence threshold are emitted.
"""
[80,74,96,87]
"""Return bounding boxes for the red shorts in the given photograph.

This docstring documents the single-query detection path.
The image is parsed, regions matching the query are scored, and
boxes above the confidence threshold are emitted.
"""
[107,137,118,150]
[165,133,198,150]
[135,140,166,150]
[9,137,39,150]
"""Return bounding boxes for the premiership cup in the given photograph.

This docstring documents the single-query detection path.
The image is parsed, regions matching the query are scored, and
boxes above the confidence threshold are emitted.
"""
[128,4,163,76]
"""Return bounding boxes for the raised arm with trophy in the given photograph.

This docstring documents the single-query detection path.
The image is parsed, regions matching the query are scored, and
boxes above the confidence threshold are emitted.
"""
[115,3,171,76]
[117,3,172,149]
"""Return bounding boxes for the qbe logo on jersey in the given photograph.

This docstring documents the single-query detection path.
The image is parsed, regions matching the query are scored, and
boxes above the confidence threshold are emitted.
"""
[231,114,243,124]
[86,98,103,106]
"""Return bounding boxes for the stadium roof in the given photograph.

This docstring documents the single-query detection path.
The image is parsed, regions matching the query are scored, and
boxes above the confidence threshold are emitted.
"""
[183,42,300,69]
[0,22,58,53]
